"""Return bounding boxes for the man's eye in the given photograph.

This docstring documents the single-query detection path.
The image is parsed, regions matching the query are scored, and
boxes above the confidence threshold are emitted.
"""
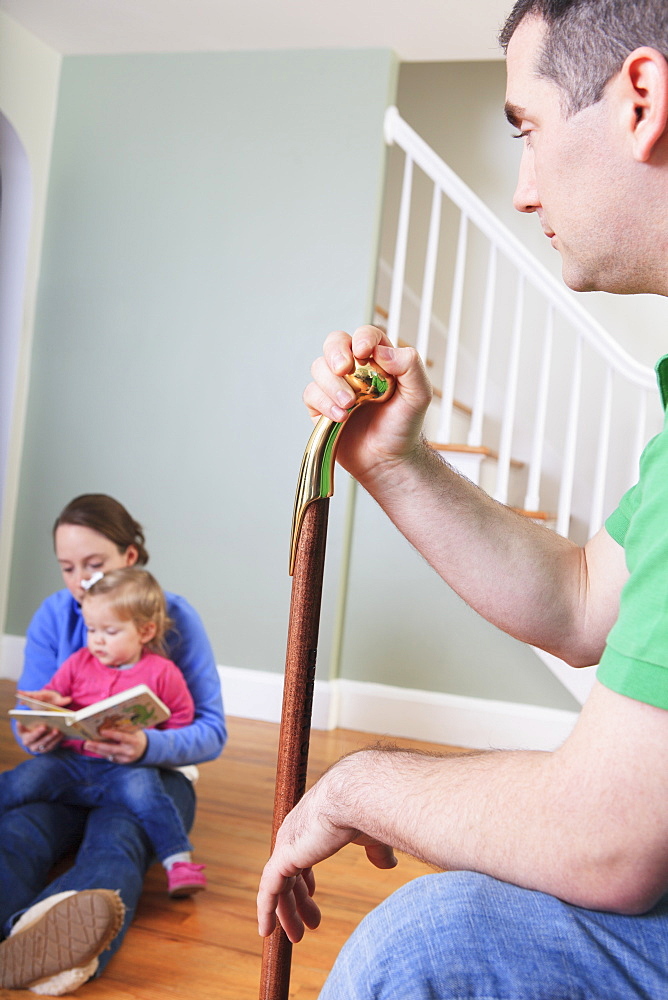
[513,130,531,139]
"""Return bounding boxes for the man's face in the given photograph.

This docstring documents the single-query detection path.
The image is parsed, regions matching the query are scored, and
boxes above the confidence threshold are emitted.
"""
[505,16,638,294]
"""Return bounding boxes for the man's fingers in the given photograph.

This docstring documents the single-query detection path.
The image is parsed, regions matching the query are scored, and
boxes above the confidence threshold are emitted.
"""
[305,355,357,422]
[293,872,321,930]
[257,861,321,941]
[349,324,387,360]
[364,841,398,870]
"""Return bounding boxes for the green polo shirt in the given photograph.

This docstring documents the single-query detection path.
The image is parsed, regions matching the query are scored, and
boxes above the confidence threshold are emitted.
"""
[598,355,668,709]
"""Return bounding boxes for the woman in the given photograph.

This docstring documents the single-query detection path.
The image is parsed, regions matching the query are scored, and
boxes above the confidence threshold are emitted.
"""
[0,494,226,993]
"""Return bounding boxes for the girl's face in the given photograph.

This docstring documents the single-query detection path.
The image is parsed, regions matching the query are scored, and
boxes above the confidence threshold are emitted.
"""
[82,594,156,667]
[54,524,138,603]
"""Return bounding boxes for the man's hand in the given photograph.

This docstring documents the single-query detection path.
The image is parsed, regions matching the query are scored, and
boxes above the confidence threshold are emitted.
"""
[257,764,397,943]
[304,326,432,486]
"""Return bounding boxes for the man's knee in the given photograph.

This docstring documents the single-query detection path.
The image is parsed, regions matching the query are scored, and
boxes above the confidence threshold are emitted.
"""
[320,872,562,1000]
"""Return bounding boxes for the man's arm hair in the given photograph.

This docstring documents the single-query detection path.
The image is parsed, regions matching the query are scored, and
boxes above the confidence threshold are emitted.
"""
[325,681,668,914]
[360,440,627,667]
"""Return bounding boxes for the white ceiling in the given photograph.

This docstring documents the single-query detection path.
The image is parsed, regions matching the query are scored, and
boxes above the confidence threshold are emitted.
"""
[0,0,509,61]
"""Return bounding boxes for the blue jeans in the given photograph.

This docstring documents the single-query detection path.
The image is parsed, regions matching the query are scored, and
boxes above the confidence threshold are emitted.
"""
[0,767,195,975]
[0,750,192,862]
[319,871,668,999]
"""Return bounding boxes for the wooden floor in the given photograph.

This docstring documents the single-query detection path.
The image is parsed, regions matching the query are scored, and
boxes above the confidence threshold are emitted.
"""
[0,679,460,999]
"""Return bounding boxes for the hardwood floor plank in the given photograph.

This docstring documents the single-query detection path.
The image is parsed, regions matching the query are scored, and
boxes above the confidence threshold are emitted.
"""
[0,679,460,999]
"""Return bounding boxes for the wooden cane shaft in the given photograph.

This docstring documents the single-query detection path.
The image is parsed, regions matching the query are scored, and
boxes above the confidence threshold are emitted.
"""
[259,498,330,1000]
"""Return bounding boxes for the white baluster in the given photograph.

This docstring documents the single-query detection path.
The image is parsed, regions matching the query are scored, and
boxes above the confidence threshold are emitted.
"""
[557,335,583,537]
[588,366,613,537]
[437,212,468,443]
[495,273,524,504]
[468,243,497,448]
[524,305,553,513]
[386,154,413,348]
[416,184,442,364]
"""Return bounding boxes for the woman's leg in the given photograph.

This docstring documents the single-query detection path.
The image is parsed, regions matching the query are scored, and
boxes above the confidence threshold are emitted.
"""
[0,802,87,936]
[319,871,668,1000]
[27,770,196,974]
[0,752,90,812]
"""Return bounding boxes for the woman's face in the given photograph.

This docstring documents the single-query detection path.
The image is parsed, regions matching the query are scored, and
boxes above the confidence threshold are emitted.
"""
[54,524,138,603]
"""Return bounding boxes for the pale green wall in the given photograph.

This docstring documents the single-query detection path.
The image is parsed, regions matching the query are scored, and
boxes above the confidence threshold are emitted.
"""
[0,12,60,631]
[6,48,398,682]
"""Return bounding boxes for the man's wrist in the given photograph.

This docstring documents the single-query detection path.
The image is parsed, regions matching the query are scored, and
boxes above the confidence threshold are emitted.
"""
[356,435,434,502]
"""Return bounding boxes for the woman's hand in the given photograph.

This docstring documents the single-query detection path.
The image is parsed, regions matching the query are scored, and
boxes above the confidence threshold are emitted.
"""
[304,326,432,485]
[17,722,64,754]
[15,690,70,753]
[84,727,148,764]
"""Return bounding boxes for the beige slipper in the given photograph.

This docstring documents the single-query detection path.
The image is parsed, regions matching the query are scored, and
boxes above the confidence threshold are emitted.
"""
[0,889,125,993]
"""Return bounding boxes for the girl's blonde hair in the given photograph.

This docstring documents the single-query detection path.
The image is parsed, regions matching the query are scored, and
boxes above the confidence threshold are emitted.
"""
[83,567,172,655]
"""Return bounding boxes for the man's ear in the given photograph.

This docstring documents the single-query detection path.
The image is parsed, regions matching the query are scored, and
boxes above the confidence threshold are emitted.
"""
[617,47,668,163]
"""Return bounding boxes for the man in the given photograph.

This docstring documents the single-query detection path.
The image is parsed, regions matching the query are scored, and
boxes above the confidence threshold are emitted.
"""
[258,1,668,996]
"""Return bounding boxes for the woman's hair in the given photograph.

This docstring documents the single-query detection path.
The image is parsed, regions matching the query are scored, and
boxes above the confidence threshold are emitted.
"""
[499,0,668,116]
[82,567,172,655]
[53,494,149,564]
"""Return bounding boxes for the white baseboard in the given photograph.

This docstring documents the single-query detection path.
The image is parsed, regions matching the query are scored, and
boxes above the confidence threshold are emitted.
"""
[219,668,578,751]
[2,635,578,751]
[1,634,25,681]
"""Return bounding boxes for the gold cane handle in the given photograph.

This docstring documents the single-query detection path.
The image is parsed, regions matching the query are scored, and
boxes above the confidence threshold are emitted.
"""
[289,359,395,574]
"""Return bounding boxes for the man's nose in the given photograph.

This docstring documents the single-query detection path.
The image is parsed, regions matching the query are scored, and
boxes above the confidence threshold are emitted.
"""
[512,146,539,214]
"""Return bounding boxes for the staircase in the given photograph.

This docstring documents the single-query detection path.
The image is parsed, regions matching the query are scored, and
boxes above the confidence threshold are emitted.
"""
[375,107,662,704]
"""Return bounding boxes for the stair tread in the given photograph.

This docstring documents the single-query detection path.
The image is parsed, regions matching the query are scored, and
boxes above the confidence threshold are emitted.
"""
[510,508,554,521]
[429,441,524,469]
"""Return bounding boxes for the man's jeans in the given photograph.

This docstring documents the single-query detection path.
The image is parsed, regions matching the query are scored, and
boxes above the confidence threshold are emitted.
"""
[320,871,668,999]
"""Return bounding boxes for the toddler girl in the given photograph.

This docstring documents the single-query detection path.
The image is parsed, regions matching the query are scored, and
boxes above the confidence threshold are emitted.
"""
[3,567,206,898]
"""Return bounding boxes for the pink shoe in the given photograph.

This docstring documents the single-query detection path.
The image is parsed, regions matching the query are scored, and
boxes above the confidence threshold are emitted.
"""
[167,862,207,898]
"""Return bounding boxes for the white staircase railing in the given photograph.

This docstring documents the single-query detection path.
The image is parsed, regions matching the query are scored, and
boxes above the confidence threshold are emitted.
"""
[378,107,662,704]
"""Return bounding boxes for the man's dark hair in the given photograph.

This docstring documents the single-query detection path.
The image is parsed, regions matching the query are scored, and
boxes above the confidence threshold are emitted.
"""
[499,0,668,116]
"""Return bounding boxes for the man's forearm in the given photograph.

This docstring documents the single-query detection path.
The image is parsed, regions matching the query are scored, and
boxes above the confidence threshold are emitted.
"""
[321,696,664,915]
[258,684,668,942]
[357,438,612,664]
[324,744,579,899]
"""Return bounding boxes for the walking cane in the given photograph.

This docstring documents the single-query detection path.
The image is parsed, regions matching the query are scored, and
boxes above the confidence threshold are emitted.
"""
[259,357,395,1000]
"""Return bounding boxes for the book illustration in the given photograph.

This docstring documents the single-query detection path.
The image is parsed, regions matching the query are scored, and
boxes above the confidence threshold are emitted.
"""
[9,683,171,741]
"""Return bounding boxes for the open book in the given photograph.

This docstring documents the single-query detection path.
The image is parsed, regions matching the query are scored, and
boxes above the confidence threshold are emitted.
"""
[9,684,171,740]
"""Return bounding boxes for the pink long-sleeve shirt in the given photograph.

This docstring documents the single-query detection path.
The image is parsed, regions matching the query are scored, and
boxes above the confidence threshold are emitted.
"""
[45,648,195,758]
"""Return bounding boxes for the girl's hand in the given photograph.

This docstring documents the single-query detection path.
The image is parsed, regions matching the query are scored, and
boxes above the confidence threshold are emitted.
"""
[84,727,148,764]
[17,688,72,708]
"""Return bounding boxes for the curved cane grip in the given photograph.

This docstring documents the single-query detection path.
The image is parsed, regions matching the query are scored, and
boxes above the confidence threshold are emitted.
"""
[289,359,395,575]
